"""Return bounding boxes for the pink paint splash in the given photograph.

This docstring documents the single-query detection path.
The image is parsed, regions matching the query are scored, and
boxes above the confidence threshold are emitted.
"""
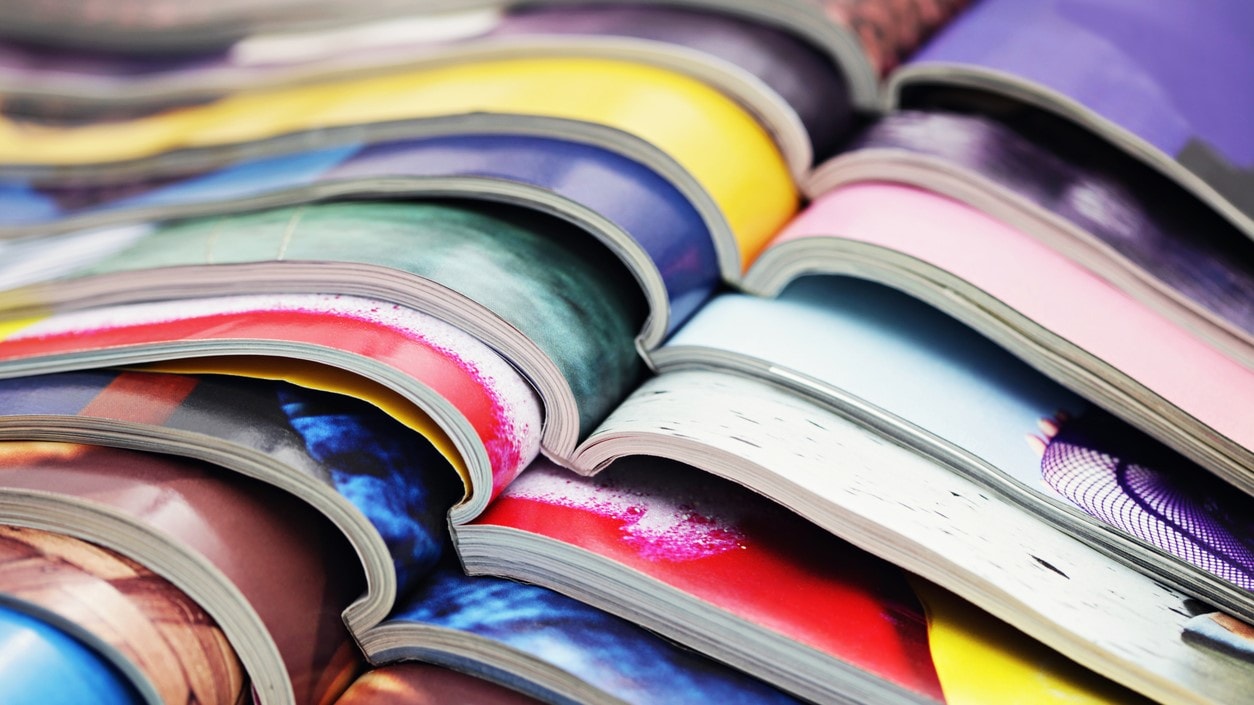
[505,462,747,562]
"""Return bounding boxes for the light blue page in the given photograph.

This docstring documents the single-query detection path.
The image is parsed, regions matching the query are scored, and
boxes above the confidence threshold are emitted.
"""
[665,276,1086,491]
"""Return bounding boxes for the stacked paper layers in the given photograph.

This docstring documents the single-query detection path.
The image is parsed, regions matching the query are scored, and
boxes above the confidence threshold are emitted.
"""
[0,1,1248,704]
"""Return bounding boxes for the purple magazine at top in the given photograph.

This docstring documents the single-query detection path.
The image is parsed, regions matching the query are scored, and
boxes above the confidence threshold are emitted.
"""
[891,0,1254,237]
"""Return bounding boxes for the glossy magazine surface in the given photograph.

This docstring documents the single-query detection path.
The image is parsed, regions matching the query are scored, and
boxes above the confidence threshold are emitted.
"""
[900,0,1254,229]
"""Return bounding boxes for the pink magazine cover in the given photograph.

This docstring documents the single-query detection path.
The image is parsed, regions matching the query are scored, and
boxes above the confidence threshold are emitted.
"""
[748,182,1254,489]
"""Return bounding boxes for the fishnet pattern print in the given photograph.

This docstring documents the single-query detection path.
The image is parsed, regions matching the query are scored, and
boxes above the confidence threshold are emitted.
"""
[1043,438,1254,591]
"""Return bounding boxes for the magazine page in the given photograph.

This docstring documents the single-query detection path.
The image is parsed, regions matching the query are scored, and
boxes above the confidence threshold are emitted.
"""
[484,3,846,162]
[141,355,469,477]
[889,0,1254,236]
[1,201,644,448]
[0,368,482,604]
[575,370,1254,705]
[0,440,367,705]
[807,110,1254,364]
[663,277,1083,487]
[0,56,797,268]
[0,128,721,342]
[0,293,541,506]
[370,556,807,705]
[908,580,1148,705]
[464,455,1154,704]
[744,183,1254,491]
[657,277,1254,612]
[0,524,247,705]
[467,456,945,704]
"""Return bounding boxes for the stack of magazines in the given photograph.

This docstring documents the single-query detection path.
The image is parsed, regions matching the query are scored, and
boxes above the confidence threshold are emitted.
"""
[0,1,1249,703]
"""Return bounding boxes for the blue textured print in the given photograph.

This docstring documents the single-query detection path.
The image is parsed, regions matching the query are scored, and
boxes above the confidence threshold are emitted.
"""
[390,561,803,705]
[277,385,463,597]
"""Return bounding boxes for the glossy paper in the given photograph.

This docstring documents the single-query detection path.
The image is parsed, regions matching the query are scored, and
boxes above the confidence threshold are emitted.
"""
[902,0,1254,227]
[0,133,720,329]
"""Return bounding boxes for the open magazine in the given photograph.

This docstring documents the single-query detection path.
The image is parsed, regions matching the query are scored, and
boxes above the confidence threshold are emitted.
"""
[0,0,966,113]
[806,110,1254,368]
[0,523,247,705]
[0,203,648,460]
[0,373,812,705]
[653,276,1254,615]
[744,183,1254,493]
[0,440,365,705]
[568,368,1254,705]
[0,366,1156,705]
[0,3,845,168]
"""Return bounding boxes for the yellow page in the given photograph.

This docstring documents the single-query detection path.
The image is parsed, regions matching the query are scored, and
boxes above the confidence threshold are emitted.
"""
[139,356,469,486]
[0,316,41,340]
[913,579,1153,704]
[0,58,796,268]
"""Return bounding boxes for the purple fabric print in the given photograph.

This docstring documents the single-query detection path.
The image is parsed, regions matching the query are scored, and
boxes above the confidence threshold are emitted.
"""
[1037,409,1254,591]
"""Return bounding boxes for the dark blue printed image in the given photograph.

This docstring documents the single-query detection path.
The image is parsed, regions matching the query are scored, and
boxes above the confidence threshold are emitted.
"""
[273,383,465,594]
[390,560,803,705]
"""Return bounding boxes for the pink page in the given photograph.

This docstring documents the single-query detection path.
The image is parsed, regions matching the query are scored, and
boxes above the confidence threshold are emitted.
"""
[767,182,1253,454]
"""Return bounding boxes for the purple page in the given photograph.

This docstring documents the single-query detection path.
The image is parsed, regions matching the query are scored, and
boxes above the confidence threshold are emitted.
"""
[895,0,1254,233]
[847,111,1254,337]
